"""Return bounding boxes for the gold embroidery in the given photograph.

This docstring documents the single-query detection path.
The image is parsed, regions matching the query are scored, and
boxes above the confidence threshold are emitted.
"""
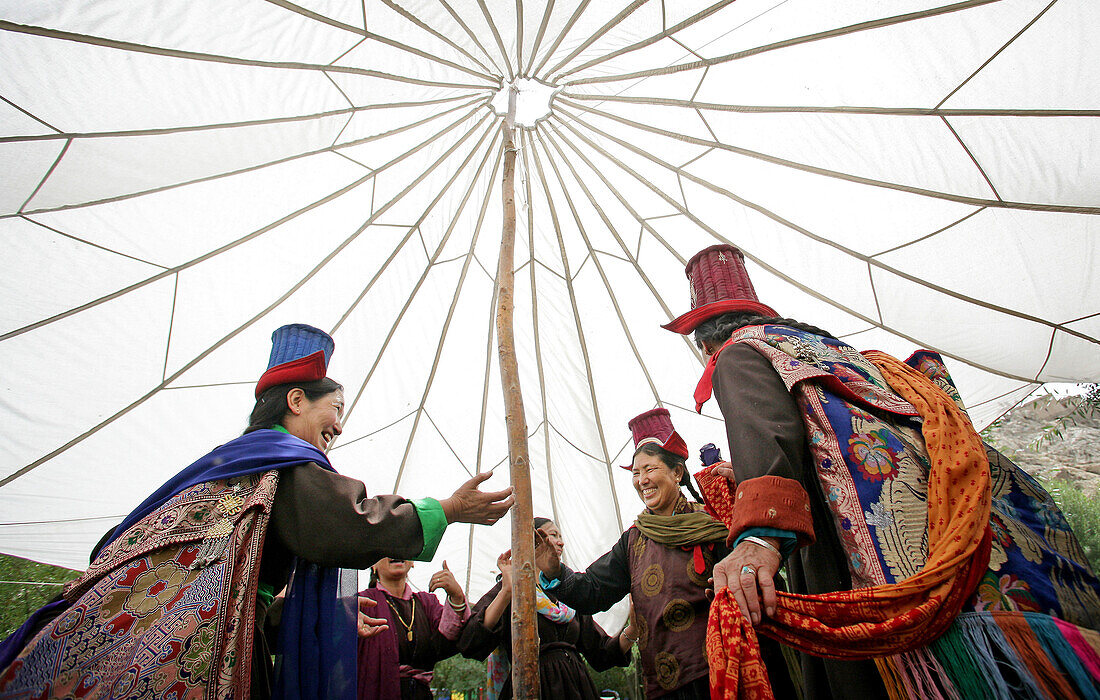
[662,598,695,632]
[654,651,681,690]
[640,564,664,597]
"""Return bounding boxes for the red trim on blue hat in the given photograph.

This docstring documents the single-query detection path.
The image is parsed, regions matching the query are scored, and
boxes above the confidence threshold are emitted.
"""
[255,350,328,397]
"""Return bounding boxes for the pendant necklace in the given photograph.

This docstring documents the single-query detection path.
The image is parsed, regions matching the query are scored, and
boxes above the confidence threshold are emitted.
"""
[387,597,416,642]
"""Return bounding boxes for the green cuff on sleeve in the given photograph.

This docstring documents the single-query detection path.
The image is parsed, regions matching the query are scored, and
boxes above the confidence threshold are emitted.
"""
[411,497,448,561]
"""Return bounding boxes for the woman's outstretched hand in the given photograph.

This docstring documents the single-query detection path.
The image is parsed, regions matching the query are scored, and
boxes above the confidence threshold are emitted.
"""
[357,596,389,638]
[440,472,515,525]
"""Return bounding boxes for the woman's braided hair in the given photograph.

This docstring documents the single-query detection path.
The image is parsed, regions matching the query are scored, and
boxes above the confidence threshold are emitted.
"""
[692,312,833,351]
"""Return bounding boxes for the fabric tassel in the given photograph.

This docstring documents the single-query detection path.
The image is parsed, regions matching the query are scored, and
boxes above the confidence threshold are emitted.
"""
[1056,619,1100,683]
[1027,615,1100,700]
[893,647,958,700]
[940,614,1038,699]
[873,656,909,700]
[995,613,1079,699]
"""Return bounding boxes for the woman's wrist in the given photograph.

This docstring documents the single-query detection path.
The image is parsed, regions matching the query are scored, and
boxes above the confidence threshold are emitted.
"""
[620,626,638,642]
[447,593,466,609]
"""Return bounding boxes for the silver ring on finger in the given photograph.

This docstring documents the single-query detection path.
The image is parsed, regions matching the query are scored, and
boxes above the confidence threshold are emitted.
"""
[740,564,756,577]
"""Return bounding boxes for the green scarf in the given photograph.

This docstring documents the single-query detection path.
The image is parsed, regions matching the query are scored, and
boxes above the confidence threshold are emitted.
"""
[635,497,729,547]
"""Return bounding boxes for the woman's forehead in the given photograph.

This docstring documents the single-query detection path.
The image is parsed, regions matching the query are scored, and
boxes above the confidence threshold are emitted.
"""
[632,452,668,470]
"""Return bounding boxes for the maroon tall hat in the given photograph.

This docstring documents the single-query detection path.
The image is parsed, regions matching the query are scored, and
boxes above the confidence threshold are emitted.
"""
[620,408,689,470]
[662,244,777,335]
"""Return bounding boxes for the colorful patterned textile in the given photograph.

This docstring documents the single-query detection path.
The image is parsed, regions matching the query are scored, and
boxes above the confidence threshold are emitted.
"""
[700,325,1100,699]
[0,471,279,699]
[702,337,993,698]
[485,586,576,700]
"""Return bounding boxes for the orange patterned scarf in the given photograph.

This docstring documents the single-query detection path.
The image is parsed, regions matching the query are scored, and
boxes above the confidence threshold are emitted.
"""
[705,350,992,699]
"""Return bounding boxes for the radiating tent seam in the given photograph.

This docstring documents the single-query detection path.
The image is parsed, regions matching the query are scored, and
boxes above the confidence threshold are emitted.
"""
[5,94,489,221]
[533,124,705,364]
[391,141,504,494]
[22,216,169,270]
[549,0,736,82]
[0,111,496,488]
[548,117,1045,384]
[560,93,1100,118]
[555,109,1099,347]
[939,116,1003,201]
[560,0,1001,87]
[474,0,515,81]
[934,0,1059,109]
[870,208,987,258]
[1,99,492,343]
[556,98,1100,215]
[526,132,623,527]
[380,0,500,78]
[0,20,495,90]
[435,0,510,78]
[520,137,564,535]
[532,131,670,405]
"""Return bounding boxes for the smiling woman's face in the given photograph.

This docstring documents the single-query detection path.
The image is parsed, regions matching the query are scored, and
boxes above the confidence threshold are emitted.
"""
[284,389,344,451]
[631,451,683,516]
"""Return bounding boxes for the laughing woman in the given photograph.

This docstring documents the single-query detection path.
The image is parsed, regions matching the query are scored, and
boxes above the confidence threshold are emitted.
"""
[458,517,634,699]
[536,409,795,699]
[0,324,513,700]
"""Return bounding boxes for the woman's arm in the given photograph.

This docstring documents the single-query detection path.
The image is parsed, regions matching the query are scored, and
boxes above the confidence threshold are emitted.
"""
[482,551,513,630]
[456,581,508,661]
[539,530,632,615]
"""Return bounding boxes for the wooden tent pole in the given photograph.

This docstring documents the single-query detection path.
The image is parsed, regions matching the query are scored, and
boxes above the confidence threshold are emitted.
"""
[497,84,540,698]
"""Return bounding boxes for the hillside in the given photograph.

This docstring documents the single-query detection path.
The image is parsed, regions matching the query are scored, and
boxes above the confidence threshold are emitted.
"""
[982,393,1100,494]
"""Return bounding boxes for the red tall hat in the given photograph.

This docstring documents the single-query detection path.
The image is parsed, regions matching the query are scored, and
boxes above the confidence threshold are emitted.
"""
[662,244,777,335]
[620,408,689,470]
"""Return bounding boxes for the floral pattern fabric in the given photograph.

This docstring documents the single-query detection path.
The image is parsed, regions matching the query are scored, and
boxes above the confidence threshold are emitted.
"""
[0,472,278,700]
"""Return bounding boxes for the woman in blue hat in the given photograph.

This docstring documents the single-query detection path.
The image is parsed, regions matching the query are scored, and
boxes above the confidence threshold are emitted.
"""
[0,323,514,700]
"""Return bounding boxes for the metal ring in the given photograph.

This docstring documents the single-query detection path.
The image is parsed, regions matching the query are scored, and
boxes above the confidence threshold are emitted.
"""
[740,564,756,576]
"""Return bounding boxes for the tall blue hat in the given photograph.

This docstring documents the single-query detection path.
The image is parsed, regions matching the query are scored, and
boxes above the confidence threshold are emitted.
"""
[256,324,334,397]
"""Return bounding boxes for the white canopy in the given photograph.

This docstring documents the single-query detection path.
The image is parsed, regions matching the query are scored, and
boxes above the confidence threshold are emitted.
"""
[2,0,1097,620]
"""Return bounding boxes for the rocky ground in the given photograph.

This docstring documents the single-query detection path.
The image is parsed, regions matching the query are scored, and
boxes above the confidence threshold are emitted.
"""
[981,393,1100,495]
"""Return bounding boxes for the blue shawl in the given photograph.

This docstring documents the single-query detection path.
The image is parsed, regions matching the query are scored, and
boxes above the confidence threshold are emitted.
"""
[1,429,357,699]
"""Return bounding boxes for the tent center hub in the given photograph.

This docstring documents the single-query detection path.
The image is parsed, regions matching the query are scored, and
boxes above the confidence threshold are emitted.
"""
[492,78,556,127]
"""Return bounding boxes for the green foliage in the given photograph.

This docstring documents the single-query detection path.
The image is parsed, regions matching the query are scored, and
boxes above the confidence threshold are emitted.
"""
[0,554,80,638]
[1041,477,1100,575]
[432,655,487,693]
[1030,384,1099,451]
[431,650,644,698]
[588,651,643,698]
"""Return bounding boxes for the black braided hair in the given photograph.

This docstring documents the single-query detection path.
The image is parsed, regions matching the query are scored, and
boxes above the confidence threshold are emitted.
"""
[693,312,833,352]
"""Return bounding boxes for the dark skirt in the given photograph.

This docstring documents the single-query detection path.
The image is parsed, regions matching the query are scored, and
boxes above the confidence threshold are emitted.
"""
[497,642,602,700]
